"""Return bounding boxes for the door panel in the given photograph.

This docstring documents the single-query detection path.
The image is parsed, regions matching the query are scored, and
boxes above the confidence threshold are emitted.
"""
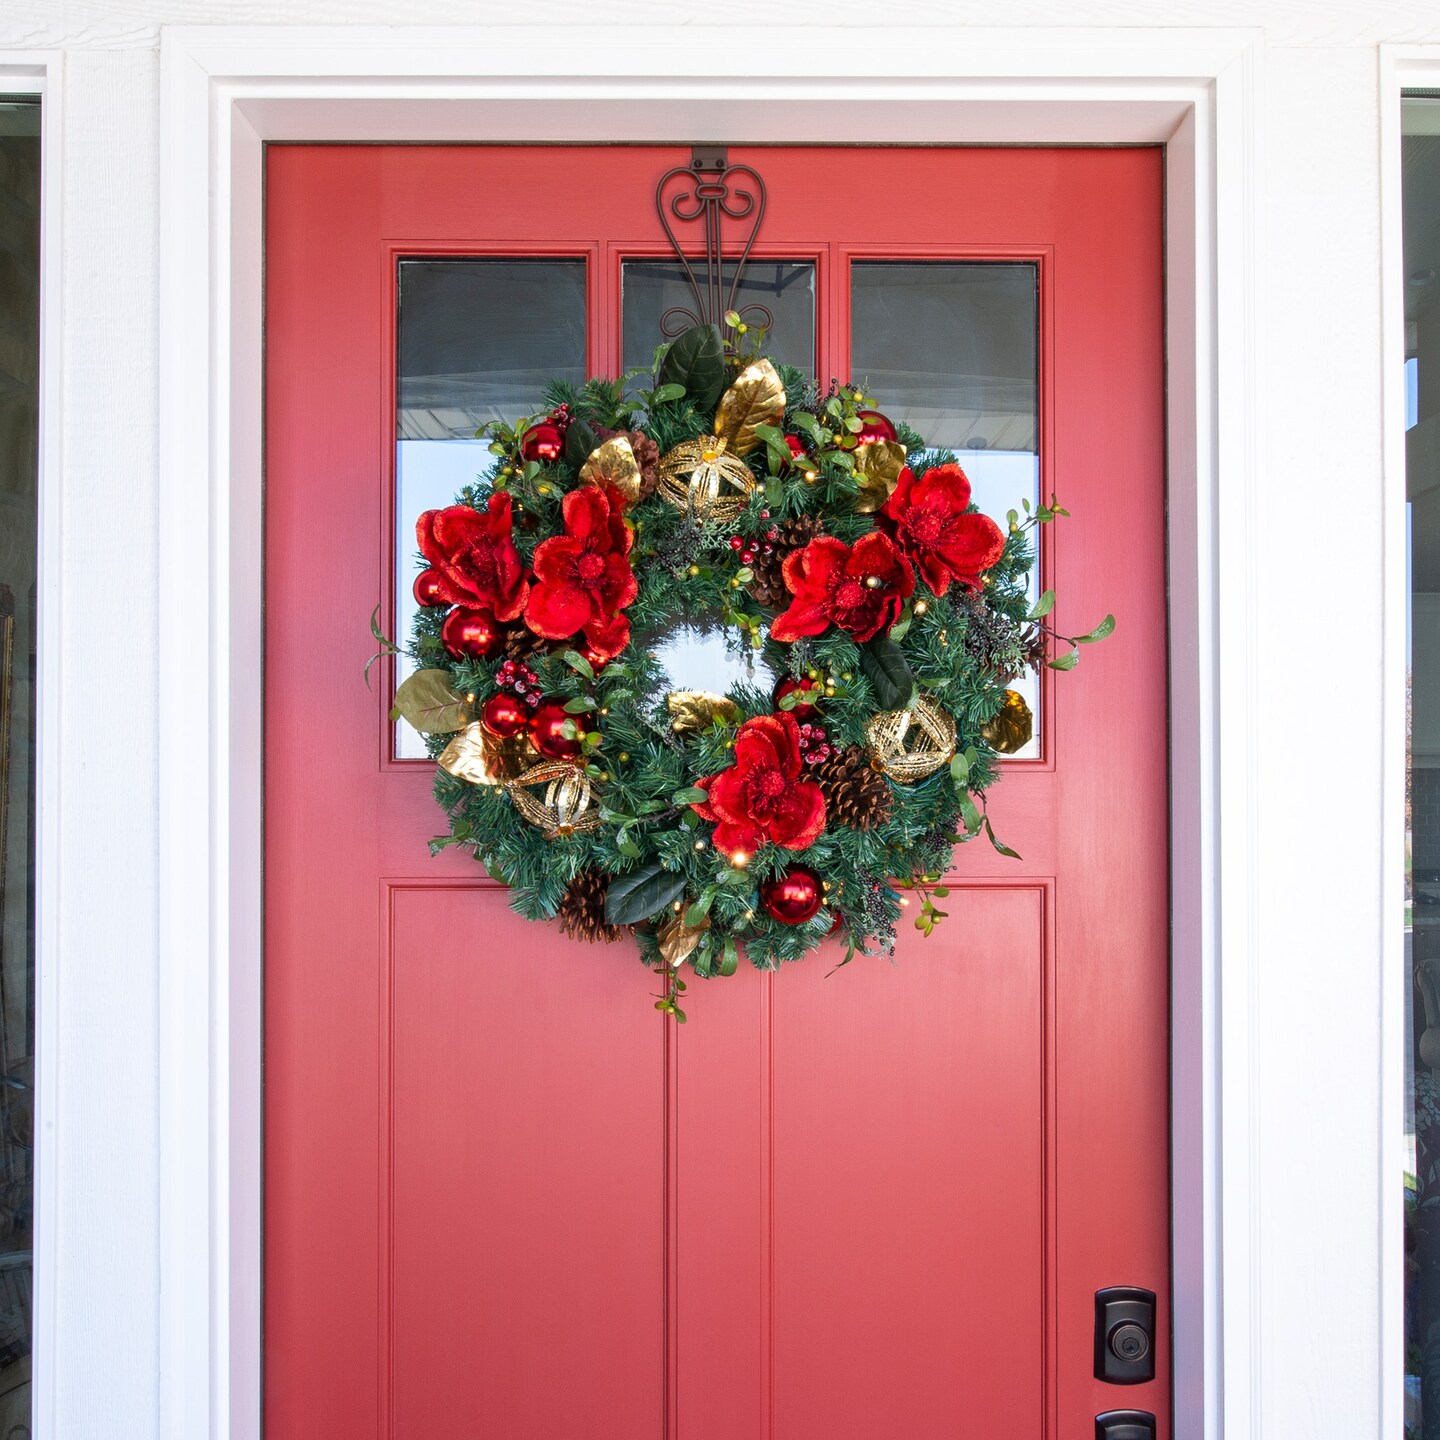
[265,143,1167,1440]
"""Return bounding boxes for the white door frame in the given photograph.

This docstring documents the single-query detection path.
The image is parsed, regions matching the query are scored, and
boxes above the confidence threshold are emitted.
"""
[156,26,1262,1439]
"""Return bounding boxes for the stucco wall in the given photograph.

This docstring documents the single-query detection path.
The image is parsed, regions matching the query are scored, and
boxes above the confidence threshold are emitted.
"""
[2,2,1436,1437]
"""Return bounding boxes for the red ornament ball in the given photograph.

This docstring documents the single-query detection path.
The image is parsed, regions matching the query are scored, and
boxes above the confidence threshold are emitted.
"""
[579,640,612,674]
[783,434,808,464]
[481,693,529,739]
[529,700,583,761]
[440,606,502,659]
[855,409,898,446]
[760,866,824,926]
[521,420,565,464]
[413,567,448,607]
[774,675,824,722]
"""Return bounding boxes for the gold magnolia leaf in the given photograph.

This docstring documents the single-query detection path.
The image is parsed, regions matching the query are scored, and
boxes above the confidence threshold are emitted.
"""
[439,723,535,785]
[980,689,1034,755]
[713,359,787,457]
[578,435,641,507]
[666,690,741,733]
[391,668,470,735]
[852,439,909,514]
[657,909,709,968]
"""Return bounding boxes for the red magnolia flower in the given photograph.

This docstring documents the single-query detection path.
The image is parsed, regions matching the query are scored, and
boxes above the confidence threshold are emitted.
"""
[691,713,827,857]
[524,484,638,661]
[770,532,914,644]
[879,463,1006,597]
[416,494,529,621]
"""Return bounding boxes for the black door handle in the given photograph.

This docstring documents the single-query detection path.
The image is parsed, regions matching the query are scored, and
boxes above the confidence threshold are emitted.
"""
[1096,1409,1155,1440]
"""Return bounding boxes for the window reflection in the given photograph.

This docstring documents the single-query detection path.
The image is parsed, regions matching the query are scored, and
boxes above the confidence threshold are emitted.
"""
[851,262,1041,758]
[394,259,587,759]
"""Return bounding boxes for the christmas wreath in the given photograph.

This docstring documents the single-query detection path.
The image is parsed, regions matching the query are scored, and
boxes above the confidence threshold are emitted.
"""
[386,319,1111,1018]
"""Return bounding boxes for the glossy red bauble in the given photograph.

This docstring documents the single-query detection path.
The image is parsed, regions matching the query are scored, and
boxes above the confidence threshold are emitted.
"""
[773,675,823,722]
[440,606,502,659]
[855,409,898,446]
[579,641,612,674]
[412,567,448,607]
[783,434,808,464]
[481,693,530,739]
[760,866,824,926]
[520,420,565,464]
[529,700,583,761]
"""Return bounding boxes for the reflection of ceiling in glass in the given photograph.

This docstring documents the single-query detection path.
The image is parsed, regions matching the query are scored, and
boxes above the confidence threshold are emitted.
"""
[851,262,1038,455]
[397,258,586,439]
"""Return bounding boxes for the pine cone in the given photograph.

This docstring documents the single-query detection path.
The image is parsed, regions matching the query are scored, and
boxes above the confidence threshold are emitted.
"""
[596,426,661,498]
[501,621,554,663]
[748,514,824,609]
[812,745,895,830]
[557,868,622,944]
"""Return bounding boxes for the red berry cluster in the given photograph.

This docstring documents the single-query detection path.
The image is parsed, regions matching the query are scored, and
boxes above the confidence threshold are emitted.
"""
[796,722,832,766]
[546,402,571,435]
[495,658,542,709]
[728,528,779,566]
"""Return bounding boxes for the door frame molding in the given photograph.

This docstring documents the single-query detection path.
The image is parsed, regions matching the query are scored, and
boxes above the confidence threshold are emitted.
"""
[157,26,1261,1439]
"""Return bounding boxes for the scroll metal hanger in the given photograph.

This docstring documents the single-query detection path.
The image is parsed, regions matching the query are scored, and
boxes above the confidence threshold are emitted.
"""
[653,146,773,338]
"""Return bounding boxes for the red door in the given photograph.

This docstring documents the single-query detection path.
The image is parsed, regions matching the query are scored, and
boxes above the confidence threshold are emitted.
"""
[265,145,1167,1439]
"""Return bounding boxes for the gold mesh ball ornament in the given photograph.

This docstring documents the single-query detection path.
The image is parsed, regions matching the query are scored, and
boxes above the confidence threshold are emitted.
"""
[656,435,756,522]
[980,689,1034,755]
[863,694,957,783]
[505,760,602,839]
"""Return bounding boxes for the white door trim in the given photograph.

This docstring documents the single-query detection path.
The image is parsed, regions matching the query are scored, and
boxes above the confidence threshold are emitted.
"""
[157,26,1263,1439]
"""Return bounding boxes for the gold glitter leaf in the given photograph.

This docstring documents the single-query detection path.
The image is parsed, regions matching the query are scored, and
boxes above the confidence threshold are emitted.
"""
[578,435,642,507]
[666,690,741,733]
[852,439,908,514]
[980,689,1034,755]
[713,359,787,457]
[657,910,709,968]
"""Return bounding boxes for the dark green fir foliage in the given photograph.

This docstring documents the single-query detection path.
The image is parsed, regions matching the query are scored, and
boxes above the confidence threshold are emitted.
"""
[404,318,1109,989]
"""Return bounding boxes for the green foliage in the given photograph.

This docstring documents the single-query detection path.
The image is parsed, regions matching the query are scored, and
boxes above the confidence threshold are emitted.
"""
[396,328,1108,1007]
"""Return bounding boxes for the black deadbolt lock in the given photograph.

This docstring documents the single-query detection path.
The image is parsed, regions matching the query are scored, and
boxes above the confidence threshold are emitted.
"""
[1096,1410,1156,1440]
[1094,1286,1156,1384]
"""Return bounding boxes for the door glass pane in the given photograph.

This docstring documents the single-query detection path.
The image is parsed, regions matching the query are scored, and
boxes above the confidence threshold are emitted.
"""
[851,261,1041,758]
[0,99,38,1435]
[622,259,815,375]
[394,258,586,759]
[1405,93,1440,1440]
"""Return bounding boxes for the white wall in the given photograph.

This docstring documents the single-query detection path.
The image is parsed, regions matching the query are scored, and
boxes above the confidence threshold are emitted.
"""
[1,2,1432,1436]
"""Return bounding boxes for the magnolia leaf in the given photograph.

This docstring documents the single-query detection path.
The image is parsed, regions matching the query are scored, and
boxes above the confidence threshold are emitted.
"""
[563,416,599,471]
[852,440,908,513]
[657,324,726,413]
[859,634,916,711]
[606,863,689,926]
[657,910,708,967]
[390,668,469,735]
[713,359,787,457]
[1028,588,1057,620]
[1075,613,1116,644]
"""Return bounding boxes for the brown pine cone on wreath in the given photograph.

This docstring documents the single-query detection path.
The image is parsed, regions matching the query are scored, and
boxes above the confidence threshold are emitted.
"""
[595,426,662,498]
[500,621,554,663]
[747,513,825,609]
[811,744,895,830]
[557,867,622,944]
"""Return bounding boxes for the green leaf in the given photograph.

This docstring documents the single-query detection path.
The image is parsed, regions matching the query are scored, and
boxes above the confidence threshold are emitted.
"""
[949,752,971,786]
[561,649,595,680]
[932,885,950,898]
[957,790,983,835]
[562,696,594,713]
[390,668,468,734]
[1075,613,1116,644]
[858,634,916,711]
[564,416,599,470]
[1028,588,1056,620]
[604,863,689,926]
[1048,648,1080,671]
[672,786,709,806]
[719,936,740,977]
[684,889,714,928]
[752,423,787,446]
[651,382,687,404]
[656,323,726,412]
[983,817,1023,860]
[617,836,642,859]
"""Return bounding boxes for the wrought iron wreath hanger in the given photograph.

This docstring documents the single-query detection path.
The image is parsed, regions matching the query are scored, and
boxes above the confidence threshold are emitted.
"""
[654,147,774,338]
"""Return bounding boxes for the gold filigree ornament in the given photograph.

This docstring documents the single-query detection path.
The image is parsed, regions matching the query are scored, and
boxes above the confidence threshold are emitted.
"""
[712,359,787,457]
[578,435,642,507]
[980,689,1034,755]
[863,694,957,783]
[656,435,757,522]
[505,760,603,839]
[666,690,741,733]
[852,438,908,514]
[438,722,536,787]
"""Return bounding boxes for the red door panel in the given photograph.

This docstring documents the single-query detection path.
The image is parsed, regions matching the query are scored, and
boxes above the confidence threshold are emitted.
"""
[265,143,1167,1440]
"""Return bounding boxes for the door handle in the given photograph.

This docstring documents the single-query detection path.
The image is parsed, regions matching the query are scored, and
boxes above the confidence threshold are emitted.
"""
[1096,1410,1155,1440]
